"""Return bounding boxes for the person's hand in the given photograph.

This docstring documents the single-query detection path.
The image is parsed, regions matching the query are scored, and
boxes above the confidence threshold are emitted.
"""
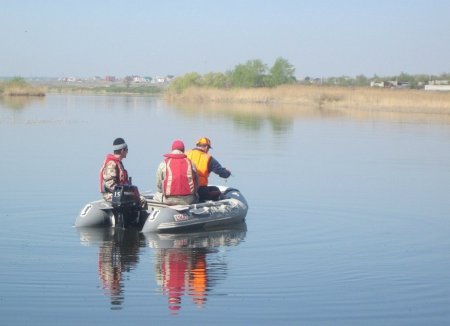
[139,195,148,209]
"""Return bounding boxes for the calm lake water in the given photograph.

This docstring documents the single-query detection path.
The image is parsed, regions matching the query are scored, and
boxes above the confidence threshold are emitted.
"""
[1,94,450,325]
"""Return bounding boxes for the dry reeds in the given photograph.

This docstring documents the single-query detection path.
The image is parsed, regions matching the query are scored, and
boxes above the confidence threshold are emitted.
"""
[165,85,450,115]
[2,85,47,97]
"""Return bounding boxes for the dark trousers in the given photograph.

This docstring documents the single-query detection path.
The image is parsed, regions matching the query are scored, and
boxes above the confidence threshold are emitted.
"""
[198,186,221,201]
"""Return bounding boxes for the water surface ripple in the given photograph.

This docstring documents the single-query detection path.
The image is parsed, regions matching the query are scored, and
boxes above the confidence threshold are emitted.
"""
[1,94,450,325]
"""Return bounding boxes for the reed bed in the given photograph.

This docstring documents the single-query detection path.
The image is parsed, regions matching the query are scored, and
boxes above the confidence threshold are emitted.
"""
[2,85,47,97]
[165,85,450,115]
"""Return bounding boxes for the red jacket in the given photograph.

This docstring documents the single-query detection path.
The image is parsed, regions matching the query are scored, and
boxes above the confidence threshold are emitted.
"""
[99,154,129,192]
[163,153,196,196]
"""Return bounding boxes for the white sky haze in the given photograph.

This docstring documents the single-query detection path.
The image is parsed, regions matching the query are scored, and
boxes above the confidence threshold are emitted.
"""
[2,0,449,79]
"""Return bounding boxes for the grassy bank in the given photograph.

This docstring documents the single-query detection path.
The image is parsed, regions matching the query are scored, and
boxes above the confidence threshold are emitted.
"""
[165,85,450,115]
[0,78,46,97]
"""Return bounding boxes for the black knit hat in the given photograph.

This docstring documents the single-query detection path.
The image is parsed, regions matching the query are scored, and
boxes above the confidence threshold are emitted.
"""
[113,138,127,150]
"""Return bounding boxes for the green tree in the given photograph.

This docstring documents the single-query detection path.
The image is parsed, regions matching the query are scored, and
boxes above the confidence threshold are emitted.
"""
[413,74,431,88]
[202,72,229,88]
[398,72,413,83]
[267,57,296,86]
[230,59,267,87]
[169,72,202,92]
[354,74,369,87]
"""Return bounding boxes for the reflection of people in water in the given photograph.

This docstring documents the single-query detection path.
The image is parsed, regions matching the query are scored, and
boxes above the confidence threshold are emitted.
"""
[96,229,142,309]
[150,225,247,313]
[79,223,247,312]
[189,251,207,307]
[156,248,210,313]
[161,249,189,312]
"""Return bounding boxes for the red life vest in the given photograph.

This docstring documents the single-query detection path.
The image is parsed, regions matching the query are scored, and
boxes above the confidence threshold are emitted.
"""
[99,154,129,192]
[163,153,196,196]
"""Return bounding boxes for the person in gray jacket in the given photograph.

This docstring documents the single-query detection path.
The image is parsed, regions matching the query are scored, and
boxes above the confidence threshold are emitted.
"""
[154,140,198,205]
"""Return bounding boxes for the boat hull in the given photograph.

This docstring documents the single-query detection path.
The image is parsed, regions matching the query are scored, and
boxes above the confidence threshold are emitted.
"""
[75,187,248,233]
[75,200,114,227]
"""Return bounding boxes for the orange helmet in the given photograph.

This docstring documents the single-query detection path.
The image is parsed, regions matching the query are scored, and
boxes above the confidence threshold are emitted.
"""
[196,137,212,149]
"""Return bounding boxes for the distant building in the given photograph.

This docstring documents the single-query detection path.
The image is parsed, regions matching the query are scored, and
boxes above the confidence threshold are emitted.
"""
[428,80,449,85]
[425,85,450,91]
[151,76,174,84]
[58,76,77,82]
[370,81,384,87]
[370,80,409,88]
[424,80,450,91]
[132,76,147,83]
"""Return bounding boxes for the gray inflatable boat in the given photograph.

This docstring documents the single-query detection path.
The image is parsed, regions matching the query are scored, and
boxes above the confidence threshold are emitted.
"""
[75,185,248,233]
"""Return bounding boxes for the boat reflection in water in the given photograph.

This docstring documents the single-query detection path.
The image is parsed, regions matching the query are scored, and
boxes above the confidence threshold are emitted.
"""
[145,223,247,313]
[77,227,146,310]
[77,223,247,312]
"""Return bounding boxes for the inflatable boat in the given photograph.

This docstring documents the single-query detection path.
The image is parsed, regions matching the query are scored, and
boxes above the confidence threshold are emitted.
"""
[75,185,248,233]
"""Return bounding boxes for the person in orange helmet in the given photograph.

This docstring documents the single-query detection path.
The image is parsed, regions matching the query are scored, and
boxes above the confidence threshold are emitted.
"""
[186,137,231,201]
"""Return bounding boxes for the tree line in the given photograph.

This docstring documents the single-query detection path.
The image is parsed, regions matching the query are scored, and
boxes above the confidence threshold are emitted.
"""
[169,57,296,92]
[169,58,449,91]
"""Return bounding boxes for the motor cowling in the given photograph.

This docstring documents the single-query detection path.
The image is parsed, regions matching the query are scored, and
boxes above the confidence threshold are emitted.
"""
[111,185,141,211]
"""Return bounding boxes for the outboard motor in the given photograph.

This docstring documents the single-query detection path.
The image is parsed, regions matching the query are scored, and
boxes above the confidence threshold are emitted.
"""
[111,185,141,228]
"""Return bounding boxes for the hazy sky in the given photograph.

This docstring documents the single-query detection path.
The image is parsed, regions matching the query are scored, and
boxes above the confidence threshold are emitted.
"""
[2,0,449,79]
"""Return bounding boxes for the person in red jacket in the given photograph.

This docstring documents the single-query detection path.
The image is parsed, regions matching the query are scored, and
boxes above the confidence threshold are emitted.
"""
[154,140,198,205]
[99,137,146,208]
[99,137,131,201]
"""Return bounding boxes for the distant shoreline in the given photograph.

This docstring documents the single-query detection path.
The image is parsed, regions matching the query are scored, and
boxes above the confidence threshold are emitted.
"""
[3,83,450,118]
[0,79,165,97]
[45,84,164,96]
